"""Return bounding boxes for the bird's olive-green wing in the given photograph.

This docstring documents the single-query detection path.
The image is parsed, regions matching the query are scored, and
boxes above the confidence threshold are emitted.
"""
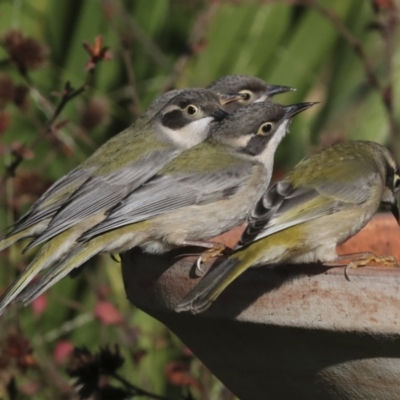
[8,167,92,236]
[240,157,381,246]
[7,124,144,238]
[26,145,178,250]
[79,145,256,241]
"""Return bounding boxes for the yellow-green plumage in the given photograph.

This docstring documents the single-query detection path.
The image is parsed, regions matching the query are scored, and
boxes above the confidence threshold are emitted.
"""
[0,212,107,314]
[175,225,307,312]
[160,139,246,174]
[0,228,36,252]
[0,89,227,312]
[1,89,225,254]
[5,101,315,313]
[176,140,400,314]
[0,231,71,314]
[86,126,171,175]
[1,76,292,255]
[15,222,152,305]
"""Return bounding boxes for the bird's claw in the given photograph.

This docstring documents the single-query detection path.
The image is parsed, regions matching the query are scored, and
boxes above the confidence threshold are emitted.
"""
[345,254,398,281]
[195,256,206,276]
[195,243,228,277]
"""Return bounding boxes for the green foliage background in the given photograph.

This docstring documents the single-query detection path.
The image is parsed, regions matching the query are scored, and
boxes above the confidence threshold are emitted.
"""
[0,0,398,398]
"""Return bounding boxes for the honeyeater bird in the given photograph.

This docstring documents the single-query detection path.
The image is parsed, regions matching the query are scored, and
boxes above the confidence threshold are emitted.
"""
[0,75,291,253]
[0,89,233,254]
[7,101,315,312]
[0,89,234,310]
[24,90,237,250]
[0,75,294,251]
[207,74,294,113]
[176,140,400,314]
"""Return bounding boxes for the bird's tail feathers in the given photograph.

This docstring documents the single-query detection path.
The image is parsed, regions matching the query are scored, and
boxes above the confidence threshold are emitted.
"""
[0,228,33,252]
[0,245,57,315]
[175,250,256,314]
[15,238,109,306]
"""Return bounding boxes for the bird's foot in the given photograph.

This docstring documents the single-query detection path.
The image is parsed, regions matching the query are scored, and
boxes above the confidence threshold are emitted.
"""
[179,240,231,277]
[344,254,398,281]
[195,243,229,277]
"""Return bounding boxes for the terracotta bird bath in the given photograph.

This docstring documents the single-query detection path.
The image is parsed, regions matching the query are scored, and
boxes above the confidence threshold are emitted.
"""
[121,213,400,400]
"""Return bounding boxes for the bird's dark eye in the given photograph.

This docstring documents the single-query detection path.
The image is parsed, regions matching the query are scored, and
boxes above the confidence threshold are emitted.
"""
[394,175,400,189]
[186,105,198,115]
[239,90,252,101]
[262,124,272,133]
[258,122,273,135]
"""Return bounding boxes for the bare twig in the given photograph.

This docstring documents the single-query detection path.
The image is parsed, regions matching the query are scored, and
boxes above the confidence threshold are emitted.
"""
[0,149,26,199]
[0,77,91,196]
[3,150,24,179]
[0,36,111,194]
[46,77,93,129]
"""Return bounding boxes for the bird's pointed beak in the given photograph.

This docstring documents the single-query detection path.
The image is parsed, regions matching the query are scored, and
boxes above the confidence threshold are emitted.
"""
[284,102,319,117]
[212,108,229,121]
[390,201,400,225]
[266,85,296,97]
[218,93,243,106]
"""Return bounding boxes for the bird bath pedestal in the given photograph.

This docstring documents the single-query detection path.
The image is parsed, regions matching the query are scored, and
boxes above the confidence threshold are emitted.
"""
[121,214,400,400]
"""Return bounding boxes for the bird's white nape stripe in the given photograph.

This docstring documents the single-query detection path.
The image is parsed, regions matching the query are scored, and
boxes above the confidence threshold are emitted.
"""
[163,116,213,149]
[256,120,289,167]
[223,134,252,149]
[254,94,267,103]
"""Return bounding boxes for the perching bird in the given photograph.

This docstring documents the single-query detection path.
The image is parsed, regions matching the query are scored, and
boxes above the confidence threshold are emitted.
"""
[0,90,233,310]
[176,140,400,314]
[208,74,295,113]
[0,89,231,253]
[0,75,291,253]
[0,90,179,253]
[7,101,315,311]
